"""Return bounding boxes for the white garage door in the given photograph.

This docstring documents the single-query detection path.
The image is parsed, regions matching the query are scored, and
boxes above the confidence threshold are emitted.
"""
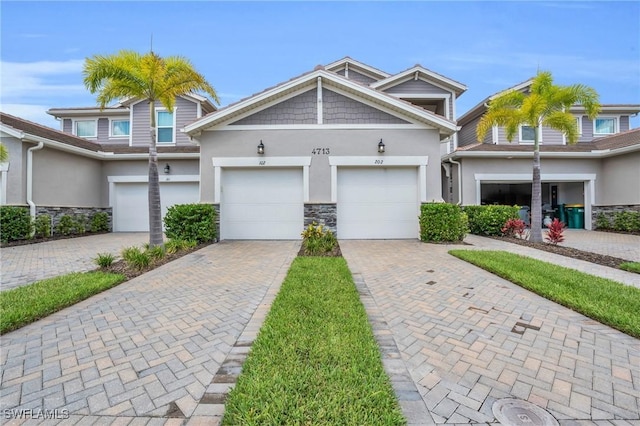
[221,168,303,240]
[113,182,199,232]
[338,167,419,239]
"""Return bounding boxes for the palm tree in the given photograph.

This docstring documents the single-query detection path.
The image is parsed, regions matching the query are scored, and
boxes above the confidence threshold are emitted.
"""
[476,71,600,242]
[83,50,219,247]
[0,143,8,163]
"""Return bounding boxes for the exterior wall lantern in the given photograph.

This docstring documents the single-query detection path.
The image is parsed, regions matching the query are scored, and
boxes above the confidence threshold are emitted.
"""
[257,140,265,155]
[164,163,171,174]
[378,139,385,153]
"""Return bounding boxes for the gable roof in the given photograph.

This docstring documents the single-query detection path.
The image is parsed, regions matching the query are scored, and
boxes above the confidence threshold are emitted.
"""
[445,127,640,159]
[0,112,198,159]
[324,56,390,82]
[184,66,458,135]
[457,78,533,125]
[370,64,467,97]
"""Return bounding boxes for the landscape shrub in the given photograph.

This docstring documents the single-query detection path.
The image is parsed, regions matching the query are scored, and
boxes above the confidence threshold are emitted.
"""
[55,215,76,236]
[594,212,611,230]
[90,212,110,233]
[164,204,216,243]
[0,206,32,243]
[545,218,565,245]
[419,203,468,242]
[301,222,337,255]
[121,246,151,270]
[501,218,528,239]
[612,211,640,232]
[463,205,520,236]
[164,239,197,254]
[33,214,52,239]
[94,253,116,268]
[74,214,88,234]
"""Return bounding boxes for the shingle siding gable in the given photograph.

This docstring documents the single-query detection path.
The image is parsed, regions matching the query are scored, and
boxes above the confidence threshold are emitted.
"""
[323,89,409,124]
[231,89,317,125]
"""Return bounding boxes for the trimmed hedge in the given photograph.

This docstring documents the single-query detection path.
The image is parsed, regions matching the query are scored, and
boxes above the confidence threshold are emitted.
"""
[594,211,640,232]
[419,203,468,242]
[463,205,520,236]
[164,203,216,243]
[0,206,32,243]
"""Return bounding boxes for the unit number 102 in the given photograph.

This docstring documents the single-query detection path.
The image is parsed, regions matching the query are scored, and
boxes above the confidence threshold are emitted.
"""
[311,148,330,155]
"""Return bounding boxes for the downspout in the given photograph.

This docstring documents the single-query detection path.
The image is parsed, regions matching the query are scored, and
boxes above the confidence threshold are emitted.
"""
[448,158,462,205]
[27,141,44,231]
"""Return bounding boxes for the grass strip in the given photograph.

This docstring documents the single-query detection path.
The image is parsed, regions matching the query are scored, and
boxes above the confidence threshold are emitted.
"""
[222,257,405,426]
[449,250,640,338]
[620,262,640,274]
[1,272,125,334]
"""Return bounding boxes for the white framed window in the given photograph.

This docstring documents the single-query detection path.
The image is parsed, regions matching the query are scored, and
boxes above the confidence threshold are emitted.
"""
[519,125,540,143]
[156,110,175,143]
[110,119,130,137]
[74,120,97,138]
[594,117,617,135]
[575,116,582,136]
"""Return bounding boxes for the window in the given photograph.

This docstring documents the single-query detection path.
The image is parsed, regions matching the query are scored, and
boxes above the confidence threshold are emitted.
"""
[74,120,97,138]
[157,110,174,143]
[519,125,536,143]
[594,117,616,135]
[110,120,130,137]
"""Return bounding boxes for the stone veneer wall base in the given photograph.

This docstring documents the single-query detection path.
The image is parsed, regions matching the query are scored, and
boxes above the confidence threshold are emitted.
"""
[304,203,337,236]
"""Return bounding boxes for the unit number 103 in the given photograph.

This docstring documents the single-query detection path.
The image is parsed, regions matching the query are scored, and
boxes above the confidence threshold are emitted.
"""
[311,148,330,155]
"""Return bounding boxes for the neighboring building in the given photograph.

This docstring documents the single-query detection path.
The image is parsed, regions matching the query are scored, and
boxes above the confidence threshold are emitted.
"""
[443,79,640,230]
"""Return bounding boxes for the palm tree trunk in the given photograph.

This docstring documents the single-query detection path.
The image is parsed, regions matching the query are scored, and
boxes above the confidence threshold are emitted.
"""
[530,125,543,243]
[148,101,163,247]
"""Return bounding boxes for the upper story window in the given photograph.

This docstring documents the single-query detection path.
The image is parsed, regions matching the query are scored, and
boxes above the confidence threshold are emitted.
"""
[594,117,617,135]
[519,125,536,143]
[74,120,97,138]
[110,119,130,137]
[156,110,174,143]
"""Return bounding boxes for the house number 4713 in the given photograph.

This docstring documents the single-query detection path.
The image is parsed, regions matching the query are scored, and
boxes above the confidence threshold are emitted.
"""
[311,148,330,155]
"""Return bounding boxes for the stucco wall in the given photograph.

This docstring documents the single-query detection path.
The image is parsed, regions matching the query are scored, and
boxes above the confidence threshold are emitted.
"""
[0,137,26,204]
[197,128,442,204]
[598,151,640,205]
[32,147,103,207]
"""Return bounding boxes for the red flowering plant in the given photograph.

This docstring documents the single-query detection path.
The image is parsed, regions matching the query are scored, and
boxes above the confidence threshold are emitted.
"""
[501,218,529,239]
[545,218,565,245]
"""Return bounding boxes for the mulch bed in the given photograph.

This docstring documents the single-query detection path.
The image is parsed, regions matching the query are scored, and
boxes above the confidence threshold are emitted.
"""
[297,242,342,257]
[99,242,211,280]
[489,236,631,269]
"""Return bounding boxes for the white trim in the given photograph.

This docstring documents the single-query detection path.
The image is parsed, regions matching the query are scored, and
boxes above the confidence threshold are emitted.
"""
[156,107,177,144]
[329,156,429,203]
[128,108,134,146]
[473,173,596,230]
[371,66,467,94]
[446,144,640,159]
[211,156,312,204]
[107,174,200,209]
[317,76,323,124]
[72,118,98,138]
[491,125,498,144]
[214,124,427,131]
[0,162,9,205]
[593,116,619,136]
[108,118,131,139]
[445,96,451,120]
[394,93,450,99]
[325,58,390,80]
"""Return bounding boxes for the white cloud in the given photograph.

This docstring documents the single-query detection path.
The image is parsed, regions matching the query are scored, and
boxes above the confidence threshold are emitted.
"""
[0,104,60,129]
[0,59,87,99]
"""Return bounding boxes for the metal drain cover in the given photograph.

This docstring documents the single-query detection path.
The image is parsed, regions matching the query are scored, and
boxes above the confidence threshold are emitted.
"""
[492,399,559,426]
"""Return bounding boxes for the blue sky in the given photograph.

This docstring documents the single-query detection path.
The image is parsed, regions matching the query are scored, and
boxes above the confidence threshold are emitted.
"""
[1,1,639,129]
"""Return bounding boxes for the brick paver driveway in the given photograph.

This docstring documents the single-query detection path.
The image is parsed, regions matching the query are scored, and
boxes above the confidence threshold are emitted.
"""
[561,229,640,263]
[0,241,298,423]
[341,240,640,425]
[1,233,149,291]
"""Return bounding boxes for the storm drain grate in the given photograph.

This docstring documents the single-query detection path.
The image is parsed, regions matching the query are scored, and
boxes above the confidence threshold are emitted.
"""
[492,399,559,426]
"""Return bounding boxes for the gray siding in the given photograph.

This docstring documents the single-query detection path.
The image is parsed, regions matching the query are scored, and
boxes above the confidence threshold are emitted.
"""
[231,89,317,125]
[131,96,199,146]
[63,119,72,133]
[385,79,448,96]
[458,116,482,147]
[346,70,377,85]
[323,89,409,124]
[620,116,630,132]
[496,126,564,145]
[97,117,109,143]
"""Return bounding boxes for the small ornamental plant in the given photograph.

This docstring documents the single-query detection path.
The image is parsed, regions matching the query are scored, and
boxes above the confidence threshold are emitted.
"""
[545,218,565,245]
[501,218,528,239]
[301,222,337,256]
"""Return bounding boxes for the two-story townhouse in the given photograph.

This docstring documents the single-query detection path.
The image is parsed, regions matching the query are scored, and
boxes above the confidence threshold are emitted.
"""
[183,57,467,239]
[0,95,215,232]
[443,79,640,230]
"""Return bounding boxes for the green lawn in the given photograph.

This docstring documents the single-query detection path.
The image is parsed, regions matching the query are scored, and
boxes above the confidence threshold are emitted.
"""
[620,261,640,274]
[449,250,640,338]
[222,257,405,426]
[0,271,125,334]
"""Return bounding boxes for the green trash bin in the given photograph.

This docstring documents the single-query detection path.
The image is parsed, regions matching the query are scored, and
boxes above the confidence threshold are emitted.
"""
[558,204,566,225]
[566,206,575,228]
[566,204,584,229]
[575,207,585,229]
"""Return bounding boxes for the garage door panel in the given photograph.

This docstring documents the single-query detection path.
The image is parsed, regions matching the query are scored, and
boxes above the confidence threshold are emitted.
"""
[221,168,303,240]
[113,182,199,232]
[338,167,419,239]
